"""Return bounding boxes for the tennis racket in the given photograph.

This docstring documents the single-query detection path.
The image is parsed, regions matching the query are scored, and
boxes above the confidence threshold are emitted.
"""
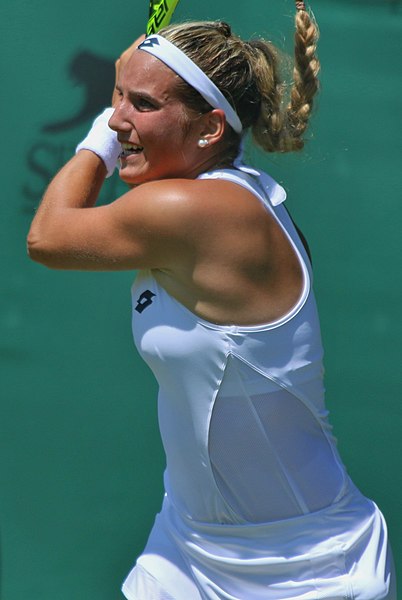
[146,0,180,35]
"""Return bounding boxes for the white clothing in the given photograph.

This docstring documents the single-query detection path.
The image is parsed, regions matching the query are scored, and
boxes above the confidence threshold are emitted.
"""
[122,166,395,599]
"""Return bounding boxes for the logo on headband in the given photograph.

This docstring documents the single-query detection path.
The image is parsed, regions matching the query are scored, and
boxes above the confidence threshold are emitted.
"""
[139,37,160,49]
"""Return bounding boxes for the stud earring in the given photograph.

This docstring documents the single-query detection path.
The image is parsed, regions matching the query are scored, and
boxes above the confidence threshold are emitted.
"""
[198,139,209,148]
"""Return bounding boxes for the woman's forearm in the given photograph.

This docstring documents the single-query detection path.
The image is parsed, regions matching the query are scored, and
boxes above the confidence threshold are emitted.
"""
[27,151,106,262]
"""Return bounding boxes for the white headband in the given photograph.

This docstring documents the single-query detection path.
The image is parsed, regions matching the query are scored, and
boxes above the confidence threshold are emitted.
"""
[138,34,243,134]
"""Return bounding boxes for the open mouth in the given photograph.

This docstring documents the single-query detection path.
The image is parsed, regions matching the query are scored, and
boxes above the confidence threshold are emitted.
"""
[120,142,144,157]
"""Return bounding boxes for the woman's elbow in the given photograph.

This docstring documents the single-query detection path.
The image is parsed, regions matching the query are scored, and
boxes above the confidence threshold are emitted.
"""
[26,232,61,269]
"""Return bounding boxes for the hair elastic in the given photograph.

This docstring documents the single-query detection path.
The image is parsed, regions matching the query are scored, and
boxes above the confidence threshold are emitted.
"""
[138,34,243,134]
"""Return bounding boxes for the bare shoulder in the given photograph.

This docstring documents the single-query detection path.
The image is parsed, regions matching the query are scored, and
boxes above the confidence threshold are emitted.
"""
[103,176,269,274]
[116,176,263,231]
[118,176,248,206]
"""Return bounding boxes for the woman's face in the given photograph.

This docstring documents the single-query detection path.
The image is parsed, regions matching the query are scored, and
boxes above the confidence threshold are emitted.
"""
[109,50,205,185]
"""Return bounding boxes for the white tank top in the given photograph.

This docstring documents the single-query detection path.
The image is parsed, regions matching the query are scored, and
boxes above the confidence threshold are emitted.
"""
[131,166,348,524]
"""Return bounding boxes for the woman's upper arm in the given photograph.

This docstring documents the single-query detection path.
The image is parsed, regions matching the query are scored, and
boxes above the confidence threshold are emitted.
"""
[27,180,193,271]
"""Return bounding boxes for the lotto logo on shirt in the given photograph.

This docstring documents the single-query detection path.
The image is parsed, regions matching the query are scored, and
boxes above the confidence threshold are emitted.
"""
[135,290,156,314]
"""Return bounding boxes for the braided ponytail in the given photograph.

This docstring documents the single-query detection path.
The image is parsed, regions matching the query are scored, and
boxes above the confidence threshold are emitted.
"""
[252,1,320,152]
[287,2,320,149]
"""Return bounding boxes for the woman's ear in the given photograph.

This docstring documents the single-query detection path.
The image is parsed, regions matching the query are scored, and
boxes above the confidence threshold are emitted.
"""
[199,109,226,146]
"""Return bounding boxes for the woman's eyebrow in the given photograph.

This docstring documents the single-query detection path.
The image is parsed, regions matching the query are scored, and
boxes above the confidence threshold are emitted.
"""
[116,83,159,103]
[115,83,155,100]
[128,90,157,102]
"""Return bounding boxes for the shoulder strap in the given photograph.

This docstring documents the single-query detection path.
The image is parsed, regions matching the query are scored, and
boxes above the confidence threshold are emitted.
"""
[198,164,287,207]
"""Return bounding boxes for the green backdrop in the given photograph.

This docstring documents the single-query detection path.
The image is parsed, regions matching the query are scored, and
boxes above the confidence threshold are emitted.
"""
[1,1,401,598]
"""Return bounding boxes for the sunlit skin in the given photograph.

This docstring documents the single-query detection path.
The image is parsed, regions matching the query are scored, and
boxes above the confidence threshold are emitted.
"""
[27,37,303,326]
[109,49,226,186]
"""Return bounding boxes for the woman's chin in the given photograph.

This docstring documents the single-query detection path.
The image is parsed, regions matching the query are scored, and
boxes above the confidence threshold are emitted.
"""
[118,162,147,186]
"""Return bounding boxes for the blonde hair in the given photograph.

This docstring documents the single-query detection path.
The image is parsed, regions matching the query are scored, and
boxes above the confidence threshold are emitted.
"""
[159,4,320,159]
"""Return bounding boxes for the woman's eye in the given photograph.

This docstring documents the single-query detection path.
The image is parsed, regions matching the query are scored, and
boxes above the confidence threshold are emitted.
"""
[136,98,155,111]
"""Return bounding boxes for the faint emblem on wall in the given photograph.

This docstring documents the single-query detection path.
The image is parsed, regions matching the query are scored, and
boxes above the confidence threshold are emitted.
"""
[22,50,123,214]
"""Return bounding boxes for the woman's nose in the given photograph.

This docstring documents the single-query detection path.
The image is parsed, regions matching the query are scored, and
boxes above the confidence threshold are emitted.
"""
[108,103,131,133]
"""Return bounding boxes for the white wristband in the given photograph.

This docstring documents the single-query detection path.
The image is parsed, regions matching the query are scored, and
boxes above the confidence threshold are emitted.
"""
[75,108,120,178]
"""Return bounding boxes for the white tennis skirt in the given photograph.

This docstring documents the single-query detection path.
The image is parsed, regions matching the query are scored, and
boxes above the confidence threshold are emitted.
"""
[122,481,396,600]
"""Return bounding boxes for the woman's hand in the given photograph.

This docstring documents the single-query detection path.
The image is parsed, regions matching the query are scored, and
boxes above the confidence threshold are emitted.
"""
[112,34,146,106]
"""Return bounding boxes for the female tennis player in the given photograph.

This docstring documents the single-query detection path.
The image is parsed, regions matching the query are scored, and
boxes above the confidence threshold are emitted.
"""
[27,2,396,598]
